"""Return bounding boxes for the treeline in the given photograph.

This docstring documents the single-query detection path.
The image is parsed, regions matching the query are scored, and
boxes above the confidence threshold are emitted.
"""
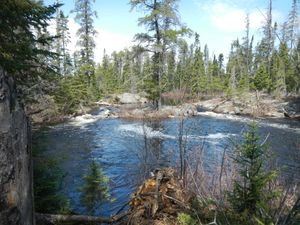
[1,0,299,112]
[49,0,300,113]
[96,1,300,100]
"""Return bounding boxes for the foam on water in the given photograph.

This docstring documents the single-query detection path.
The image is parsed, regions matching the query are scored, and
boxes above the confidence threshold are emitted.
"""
[118,124,236,142]
[68,113,101,127]
[197,111,300,132]
[67,108,111,127]
[118,124,174,139]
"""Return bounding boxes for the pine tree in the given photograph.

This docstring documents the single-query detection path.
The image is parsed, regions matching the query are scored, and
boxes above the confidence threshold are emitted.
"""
[130,0,189,110]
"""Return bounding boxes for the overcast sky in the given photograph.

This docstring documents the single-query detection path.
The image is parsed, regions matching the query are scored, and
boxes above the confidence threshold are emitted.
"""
[45,0,295,63]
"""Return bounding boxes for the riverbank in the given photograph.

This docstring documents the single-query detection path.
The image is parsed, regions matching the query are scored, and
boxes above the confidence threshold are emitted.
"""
[100,92,300,121]
[27,92,300,128]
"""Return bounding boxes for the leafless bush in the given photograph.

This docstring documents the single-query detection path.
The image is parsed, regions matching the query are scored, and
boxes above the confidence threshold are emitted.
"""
[161,89,190,105]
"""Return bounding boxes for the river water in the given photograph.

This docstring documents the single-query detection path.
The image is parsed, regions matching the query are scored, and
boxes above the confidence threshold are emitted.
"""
[33,109,300,216]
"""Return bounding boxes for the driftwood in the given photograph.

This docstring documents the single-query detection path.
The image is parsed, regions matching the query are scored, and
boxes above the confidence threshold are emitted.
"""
[35,212,127,225]
[284,112,300,120]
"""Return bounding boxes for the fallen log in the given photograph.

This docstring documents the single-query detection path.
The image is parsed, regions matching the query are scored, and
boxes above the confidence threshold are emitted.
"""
[284,111,300,120]
[35,212,127,225]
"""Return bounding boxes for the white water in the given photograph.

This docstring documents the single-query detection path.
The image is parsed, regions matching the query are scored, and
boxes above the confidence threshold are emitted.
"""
[118,124,174,139]
[68,109,111,127]
[118,123,236,141]
[197,111,300,133]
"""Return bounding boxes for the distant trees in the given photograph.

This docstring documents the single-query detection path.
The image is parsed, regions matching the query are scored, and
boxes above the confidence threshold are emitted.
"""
[6,0,300,113]
[92,0,300,103]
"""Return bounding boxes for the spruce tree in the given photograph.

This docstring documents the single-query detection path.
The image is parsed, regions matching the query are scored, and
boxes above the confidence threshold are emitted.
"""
[56,10,72,75]
[229,123,277,223]
[252,64,269,91]
[286,0,300,50]
[277,42,293,95]
[72,0,97,69]
[79,160,110,215]
[191,34,206,95]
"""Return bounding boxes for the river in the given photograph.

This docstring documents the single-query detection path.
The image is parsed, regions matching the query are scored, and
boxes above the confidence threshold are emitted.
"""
[33,109,300,216]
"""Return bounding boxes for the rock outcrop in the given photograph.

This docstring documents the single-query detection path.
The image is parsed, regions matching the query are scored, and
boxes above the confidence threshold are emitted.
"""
[0,69,34,225]
[116,93,148,105]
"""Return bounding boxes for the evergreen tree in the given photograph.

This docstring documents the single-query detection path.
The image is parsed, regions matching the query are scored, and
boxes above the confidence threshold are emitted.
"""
[255,0,275,82]
[292,38,300,92]
[165,49,176,91]
[79,160,110,215]
[176,40,192,91]
[286,0,300,50]
[130,0,189,110]
[34,157,70,214]
[191,33,206,95]
[279,42,296,93]
[252,64,269,91]
[0,0,58,78]
[56,10,72,75]
[72,0,97,69]
[203,44,210,74]
[217,53,225,77]
[229,123,277,223]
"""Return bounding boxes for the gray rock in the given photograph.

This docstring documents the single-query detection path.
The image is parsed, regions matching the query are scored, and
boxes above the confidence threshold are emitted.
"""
[116,93,148,104]
[0,69,34,225]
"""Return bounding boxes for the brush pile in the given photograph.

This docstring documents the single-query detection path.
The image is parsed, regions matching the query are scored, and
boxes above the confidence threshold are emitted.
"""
[126,168,192,225]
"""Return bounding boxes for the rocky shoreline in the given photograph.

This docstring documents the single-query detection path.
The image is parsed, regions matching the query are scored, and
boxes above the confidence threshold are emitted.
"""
[99,93,300,121]
[28,92,300,127]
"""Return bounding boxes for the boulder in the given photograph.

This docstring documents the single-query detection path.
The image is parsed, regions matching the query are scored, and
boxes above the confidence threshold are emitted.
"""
[117,93,147,104]
[180,104,197,116]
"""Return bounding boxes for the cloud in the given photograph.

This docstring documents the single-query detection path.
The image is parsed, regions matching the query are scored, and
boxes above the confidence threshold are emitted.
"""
[195,0,282,33]
[210,3,247,32]
[48,18,134,63]
[94,27,133,63]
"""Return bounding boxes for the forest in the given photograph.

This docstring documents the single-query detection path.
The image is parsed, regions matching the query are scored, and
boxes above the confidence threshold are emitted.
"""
[0,0,299,225]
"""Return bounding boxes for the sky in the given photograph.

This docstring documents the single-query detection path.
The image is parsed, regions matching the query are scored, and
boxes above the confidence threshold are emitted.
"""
[45,0,294,63]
